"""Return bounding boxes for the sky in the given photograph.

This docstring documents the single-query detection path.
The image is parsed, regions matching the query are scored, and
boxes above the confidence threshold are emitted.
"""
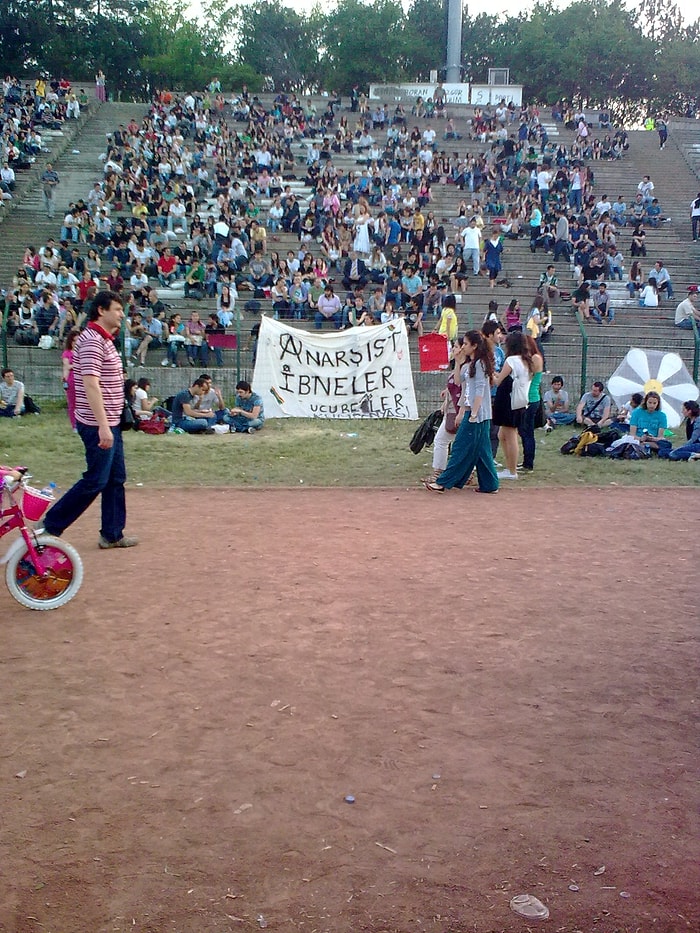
[189,0,698,27]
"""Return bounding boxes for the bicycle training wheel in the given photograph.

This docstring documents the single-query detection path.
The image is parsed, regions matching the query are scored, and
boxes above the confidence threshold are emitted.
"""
[6,535,84,610]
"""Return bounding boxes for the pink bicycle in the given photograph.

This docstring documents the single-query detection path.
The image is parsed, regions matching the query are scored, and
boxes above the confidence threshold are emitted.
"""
[0,472,83,610]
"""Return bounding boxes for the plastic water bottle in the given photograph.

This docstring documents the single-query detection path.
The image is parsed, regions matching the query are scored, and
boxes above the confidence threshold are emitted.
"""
[39,482,57,499]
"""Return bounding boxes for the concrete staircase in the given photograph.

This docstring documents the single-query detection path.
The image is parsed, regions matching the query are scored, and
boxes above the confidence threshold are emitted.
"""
[2,100,698,407]
[0,103,147,287]
[668,118,700,184]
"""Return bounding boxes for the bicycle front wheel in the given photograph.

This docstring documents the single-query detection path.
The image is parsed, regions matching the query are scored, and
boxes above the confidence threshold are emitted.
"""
[6,535,84,610]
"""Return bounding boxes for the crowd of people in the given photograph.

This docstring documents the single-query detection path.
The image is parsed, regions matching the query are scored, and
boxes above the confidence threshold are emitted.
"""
[423,326,699,493]
[2,80,693,361]
[1,79,698,464]
[1,75,88,181]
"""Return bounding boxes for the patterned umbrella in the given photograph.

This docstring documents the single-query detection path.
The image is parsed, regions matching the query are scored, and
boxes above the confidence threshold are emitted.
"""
[607,348,699,428]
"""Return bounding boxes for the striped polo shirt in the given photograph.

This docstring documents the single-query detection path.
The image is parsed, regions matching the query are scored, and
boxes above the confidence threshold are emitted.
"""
[74,323,124,427]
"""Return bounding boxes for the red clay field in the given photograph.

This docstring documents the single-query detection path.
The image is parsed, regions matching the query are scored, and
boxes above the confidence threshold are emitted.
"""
[1,486,698,933]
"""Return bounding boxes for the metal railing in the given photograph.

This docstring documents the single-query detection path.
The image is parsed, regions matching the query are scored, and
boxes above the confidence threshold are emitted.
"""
[1,296,9,371]
[574,308,588,396]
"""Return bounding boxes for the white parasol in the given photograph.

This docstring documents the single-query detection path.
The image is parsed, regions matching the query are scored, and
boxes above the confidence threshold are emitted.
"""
[607,348,699,428]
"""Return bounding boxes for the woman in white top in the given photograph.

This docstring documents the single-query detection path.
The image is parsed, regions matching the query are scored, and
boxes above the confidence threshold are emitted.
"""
[639,277,659,308]
[267,195,284,232]
[368,245,387,283]
[353,204,374,256]
[129,263,149,299]
[134,377,158,419]
[491,331,536,480]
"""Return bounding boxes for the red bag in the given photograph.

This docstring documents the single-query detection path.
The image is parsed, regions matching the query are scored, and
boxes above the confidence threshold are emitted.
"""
[138,415,167,435]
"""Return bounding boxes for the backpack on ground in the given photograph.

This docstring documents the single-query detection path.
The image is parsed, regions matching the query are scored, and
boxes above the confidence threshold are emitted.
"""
[609,441,650,460]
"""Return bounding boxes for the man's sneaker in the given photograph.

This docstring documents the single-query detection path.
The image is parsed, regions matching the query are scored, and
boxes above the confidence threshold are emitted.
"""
[496,470,518,480]
[544,423,553,433]
[204,427,216,434]
[247,427,256,434]
[98,535,139,549]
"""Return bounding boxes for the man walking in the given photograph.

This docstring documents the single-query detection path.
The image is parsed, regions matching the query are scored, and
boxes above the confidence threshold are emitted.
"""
[690,192,700,242]
[460,217,482,276]
[43,291,138,549]
[41,162,60,218]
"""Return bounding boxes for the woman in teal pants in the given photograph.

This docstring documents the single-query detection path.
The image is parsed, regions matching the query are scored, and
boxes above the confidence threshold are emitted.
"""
[424,330,499,494]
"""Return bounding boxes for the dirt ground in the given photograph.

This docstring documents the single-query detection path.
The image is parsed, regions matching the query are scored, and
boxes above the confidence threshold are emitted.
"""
[1,487,698,933]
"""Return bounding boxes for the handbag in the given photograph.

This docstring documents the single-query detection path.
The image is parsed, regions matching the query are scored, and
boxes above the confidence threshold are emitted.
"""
[509,357,530,410]
[444,379,460,434]
[139,414,168,435]
[120,401,137,431]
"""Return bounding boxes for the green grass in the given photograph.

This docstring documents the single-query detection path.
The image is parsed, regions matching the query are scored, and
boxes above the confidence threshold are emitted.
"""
[2,407,699,489]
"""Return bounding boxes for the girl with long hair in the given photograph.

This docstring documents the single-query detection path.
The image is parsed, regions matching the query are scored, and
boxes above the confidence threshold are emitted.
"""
[62,328,79,430]
[517,335,545,471]
[491,331,536,479]
[424,330,499,494]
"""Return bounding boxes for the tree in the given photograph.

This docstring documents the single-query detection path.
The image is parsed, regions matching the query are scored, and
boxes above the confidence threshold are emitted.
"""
[138,0,259,93]
[403,0,446,81]
[321,0,408,92]
[0,1,49,74]
[511,0,651,107]
[461,12,517,84]
[227,1,321,91]
[651,35,700,112]
[637,0,684,43]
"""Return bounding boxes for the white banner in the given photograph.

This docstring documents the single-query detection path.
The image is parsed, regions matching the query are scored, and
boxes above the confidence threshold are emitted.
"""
[252,317,418,420]
[369,82,470,105]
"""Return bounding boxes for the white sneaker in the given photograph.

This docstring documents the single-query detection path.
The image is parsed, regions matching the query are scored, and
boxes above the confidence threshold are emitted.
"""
[497,470,518,480]
[544,423,553,433]
[161,358,169,366]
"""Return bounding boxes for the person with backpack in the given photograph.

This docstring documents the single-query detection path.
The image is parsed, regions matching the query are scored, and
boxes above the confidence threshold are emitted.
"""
[575,381,612,428]
[491,331,536,480]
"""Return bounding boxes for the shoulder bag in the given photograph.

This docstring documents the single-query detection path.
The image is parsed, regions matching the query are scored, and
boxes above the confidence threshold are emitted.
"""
[510,357,530,410]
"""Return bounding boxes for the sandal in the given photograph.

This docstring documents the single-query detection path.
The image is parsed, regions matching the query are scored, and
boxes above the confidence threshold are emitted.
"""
[423,481,445,493]
[474,487,498,494]
[421,469,442,484]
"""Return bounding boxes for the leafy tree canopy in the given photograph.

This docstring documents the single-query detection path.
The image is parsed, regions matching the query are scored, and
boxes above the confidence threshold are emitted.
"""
[2,0,698,113]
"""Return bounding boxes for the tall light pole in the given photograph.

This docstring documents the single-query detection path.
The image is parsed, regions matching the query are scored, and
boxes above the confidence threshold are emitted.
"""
[445,0,463,84]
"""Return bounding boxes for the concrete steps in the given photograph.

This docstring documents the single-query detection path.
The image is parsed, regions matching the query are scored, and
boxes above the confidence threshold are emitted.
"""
[2,99,698,409]
[0,102,148,287]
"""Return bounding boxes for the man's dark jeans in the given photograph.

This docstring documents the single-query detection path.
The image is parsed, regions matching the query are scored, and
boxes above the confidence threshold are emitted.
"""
[44,423,126,543]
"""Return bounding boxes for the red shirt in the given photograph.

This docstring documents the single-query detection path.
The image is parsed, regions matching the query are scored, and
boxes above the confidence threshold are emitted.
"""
[158,255,177,275]
[77,277,96,302]
[74,323,124,427]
